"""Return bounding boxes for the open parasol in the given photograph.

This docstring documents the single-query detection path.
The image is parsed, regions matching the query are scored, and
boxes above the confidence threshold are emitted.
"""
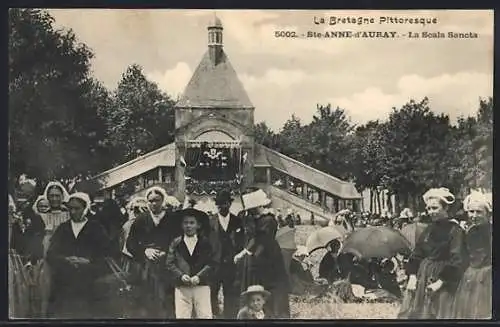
[400,222,428,250]
[305,226,347,254]
[340,226,411,259]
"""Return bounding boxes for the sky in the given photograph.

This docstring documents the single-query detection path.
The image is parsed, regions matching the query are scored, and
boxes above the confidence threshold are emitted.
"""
[48,9,493,131]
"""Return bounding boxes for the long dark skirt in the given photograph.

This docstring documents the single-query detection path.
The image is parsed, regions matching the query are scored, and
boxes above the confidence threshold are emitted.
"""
[450,265,491,319]
[237,255,291,319]
[264,281,291,319]
[397,258,455,319]
[138,261,174,319]
[47,282,99,319]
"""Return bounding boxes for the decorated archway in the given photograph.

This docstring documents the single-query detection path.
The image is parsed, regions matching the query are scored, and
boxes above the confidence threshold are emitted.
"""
[184,129,242,195]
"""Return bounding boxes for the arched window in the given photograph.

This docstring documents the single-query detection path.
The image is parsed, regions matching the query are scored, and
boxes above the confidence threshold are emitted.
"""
[195,130,234,141]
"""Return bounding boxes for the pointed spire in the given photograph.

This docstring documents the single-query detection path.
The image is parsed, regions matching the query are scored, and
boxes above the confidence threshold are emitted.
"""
[208,13,223,64]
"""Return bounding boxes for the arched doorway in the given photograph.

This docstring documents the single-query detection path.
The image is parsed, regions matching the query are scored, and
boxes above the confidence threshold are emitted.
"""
[184,130,242,195]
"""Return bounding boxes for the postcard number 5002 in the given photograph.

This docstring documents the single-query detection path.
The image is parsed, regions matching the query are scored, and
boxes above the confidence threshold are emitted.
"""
[275,31,298,38]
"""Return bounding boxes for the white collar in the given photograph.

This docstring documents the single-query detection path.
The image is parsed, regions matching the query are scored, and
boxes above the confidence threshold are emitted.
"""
[70,218,88,238]
[151,211,166,225]
[218,213,230,220]
[71,218,88,225]
[183,234,198,241]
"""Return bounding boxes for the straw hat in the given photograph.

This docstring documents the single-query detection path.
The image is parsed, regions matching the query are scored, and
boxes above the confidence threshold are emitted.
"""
[242,189,271,211]
[241,285,271,299]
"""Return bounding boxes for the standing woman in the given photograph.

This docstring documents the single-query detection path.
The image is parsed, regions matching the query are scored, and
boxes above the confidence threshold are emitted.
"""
[450,191,492,319]
[46,192,110,318]
[126,187,180,318]
[37,182,71,317]
[234,189,290,319]
[398,187,467,319]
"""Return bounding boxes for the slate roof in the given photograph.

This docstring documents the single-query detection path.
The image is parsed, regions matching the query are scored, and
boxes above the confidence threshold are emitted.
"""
[175,51,254,109]
[89,143,176,189]
[255,144,362,200]
[88,143,361,200]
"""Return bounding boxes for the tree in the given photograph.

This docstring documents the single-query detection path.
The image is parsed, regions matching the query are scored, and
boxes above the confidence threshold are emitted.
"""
[101,64,176,163]
[254,122,280,148]
[307,104,355,180]
[278,114,309,162]
[9,8,108,182]
[376,98,458,211]
[452,97,493,192]
[350,120,386,211]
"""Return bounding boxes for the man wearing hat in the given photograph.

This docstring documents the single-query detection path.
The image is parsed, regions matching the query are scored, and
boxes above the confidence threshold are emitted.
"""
[209,189,245,319]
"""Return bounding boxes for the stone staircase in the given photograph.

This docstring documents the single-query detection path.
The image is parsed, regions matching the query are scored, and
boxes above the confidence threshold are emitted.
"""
[259,184,335,224]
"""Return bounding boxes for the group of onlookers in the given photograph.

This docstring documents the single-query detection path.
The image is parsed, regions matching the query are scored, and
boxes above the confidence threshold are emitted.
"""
[9,176,492,320]
[9,180,293,320]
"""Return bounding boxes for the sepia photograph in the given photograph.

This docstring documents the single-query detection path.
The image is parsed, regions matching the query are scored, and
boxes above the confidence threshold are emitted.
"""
[8,8,493,320]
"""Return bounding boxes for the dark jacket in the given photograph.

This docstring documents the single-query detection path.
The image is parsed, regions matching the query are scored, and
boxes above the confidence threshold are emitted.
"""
[166,235,219,287]
[46,219,111,300]
[209,213,245,267]
[126,212,179,262]
[465,223,491,268]
[406,219,468,290]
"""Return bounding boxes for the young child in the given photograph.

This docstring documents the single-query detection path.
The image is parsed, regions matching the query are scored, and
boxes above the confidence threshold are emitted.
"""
[237,285,271,320]
[166,208,217,319]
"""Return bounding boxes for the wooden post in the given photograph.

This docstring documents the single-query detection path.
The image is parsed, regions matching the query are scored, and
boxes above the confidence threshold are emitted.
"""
[302,184,308,200]
[158,167,163,183]
[266,167,271,185]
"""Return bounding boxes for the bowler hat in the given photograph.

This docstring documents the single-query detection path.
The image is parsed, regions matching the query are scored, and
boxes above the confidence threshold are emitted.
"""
[214,189,234,205]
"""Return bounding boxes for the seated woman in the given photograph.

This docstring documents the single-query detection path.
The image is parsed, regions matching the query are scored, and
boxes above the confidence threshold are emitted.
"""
[318,239,343,283]
[372,257,402,298]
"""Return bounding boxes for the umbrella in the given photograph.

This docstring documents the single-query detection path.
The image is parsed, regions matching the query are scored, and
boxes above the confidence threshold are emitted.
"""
[305,226,347,254]
[400,222,428,250]
[276,226,297,250]
[340,226,411,259]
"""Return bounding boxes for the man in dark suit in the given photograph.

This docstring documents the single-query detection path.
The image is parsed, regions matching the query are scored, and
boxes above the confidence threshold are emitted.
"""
[209,189,245,319]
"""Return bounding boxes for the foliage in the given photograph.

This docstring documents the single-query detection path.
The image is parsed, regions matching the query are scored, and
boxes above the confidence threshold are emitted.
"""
[261,97,492,212]
[254,121,280,149]
[9,8,108,182]
[9,9,491,210]
[276,105,355,181]
[101,64,176,163]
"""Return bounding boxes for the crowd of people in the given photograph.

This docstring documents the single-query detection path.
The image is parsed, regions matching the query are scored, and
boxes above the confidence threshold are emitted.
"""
[311,187,492,319]
[8,177,492,320]
[9,180,292,319]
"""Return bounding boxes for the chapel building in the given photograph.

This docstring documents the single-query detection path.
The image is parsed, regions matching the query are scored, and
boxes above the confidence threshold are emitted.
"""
[84,16,362,220]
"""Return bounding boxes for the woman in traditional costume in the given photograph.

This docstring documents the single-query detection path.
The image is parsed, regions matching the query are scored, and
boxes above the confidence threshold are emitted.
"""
[46,192,110,318]
[398,187,467,319]
[34,182,71,317]
[450,191,492,319]
[234,189,290,319]
[126,186,181,318]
